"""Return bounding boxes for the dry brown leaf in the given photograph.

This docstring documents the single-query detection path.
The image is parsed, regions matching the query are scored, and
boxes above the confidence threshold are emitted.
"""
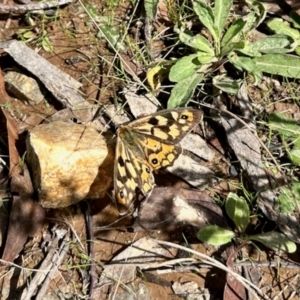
[224,245,247,300]
[0,70,21,176]
[1,167,45,263]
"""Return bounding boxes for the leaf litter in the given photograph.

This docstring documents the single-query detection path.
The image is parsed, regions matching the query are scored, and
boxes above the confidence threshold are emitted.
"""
[0,1,300,299]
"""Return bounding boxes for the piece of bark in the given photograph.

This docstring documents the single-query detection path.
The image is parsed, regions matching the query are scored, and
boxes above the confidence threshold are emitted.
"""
[103,104,130,126]
[0,40,103,127]
[1,40,82,105]
[180,133,214,161]
[123,85,160,117]
[221,118,267,189]
[166,154,214,189]
[26,121,112,208]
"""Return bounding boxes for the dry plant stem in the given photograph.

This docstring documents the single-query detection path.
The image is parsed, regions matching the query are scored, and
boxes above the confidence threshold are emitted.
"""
[35,239,70,300]
[273,273,299,300]
[4,13,11,28]
[107,1,141,80]
[21,229,68,300]
[155,240,270,300]
[84,203,96,300]
[112,232,139,299]
[0,0,72,14]
[154,259,300,275]
[78,0,153,106]
[200,103,283,175]
[0,259,48,273]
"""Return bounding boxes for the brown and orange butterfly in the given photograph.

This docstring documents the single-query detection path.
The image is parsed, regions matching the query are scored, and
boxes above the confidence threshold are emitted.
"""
[114,108,203,214]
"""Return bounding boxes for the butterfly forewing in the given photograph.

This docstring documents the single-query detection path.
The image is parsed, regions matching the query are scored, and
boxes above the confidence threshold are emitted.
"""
[128,108,202,144]
[114,108,202,214]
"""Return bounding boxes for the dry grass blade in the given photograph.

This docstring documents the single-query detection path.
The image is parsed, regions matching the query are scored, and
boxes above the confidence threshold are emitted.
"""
[155,240,270,300]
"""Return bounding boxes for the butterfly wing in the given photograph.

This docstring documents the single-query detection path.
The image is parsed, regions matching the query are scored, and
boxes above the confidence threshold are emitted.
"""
[114,108,202,213]
[114,130,154,214]
[129,108,202,170]
[128,108,203,144]
[134,134,182,170]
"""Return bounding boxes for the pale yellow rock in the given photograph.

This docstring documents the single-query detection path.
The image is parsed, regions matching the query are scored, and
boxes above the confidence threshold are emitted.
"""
[26,121,112,208]
[4,71,45,105]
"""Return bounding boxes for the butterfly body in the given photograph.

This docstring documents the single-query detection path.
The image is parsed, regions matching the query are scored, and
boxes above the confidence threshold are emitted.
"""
[114,108,203,214]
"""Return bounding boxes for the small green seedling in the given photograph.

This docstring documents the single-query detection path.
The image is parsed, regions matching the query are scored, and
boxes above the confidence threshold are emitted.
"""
[197,192,296,253]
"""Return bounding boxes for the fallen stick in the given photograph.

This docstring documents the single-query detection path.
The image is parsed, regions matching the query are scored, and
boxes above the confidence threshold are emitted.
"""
[0,0,72,14]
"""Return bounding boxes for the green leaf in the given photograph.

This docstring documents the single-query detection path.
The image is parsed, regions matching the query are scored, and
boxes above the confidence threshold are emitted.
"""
[268,113,300,138]
[239,11,259,37]
[228,54,262,83]
[290,11,300,29]
[167,72,204,108]
[225,193,250,233]
[187,34,215,55]
[221,18,246,48]
[197,225,235,246]
[249,0,267,27]
[98,25,127,53]
[276,181,300,213]
[267,18,300,40]
[288,149,300,165]
[254,54,300,79]
[41,36,53,53]
[213,77,239,94]
[248,232,297,253]
[22,31,35,39]
[221,41,245,56]
[144,0,159,20]
[169,54,201,82]
[240,35,296,57]
[214,0,233,37]
[86,3,97,19]
[193,1,218,41]
[178,30,194,44]
[294,136,300,147]
[197,54,216,64]
[178,30,214,55]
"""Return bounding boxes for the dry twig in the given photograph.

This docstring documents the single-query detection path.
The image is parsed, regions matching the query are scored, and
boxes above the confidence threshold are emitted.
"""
[0,0,72,14]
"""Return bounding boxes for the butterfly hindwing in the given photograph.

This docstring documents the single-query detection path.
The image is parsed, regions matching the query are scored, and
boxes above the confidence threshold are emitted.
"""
[114,134,154,212]
[114,108,203,214]
[139,136,182,170]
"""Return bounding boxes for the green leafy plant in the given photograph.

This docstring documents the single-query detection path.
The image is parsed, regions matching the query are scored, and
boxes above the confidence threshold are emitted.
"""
[197,192,296,253]
[268,112,300,166]
[162,0,300,108]
[17,13,54,52]
[267,112,300,213]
